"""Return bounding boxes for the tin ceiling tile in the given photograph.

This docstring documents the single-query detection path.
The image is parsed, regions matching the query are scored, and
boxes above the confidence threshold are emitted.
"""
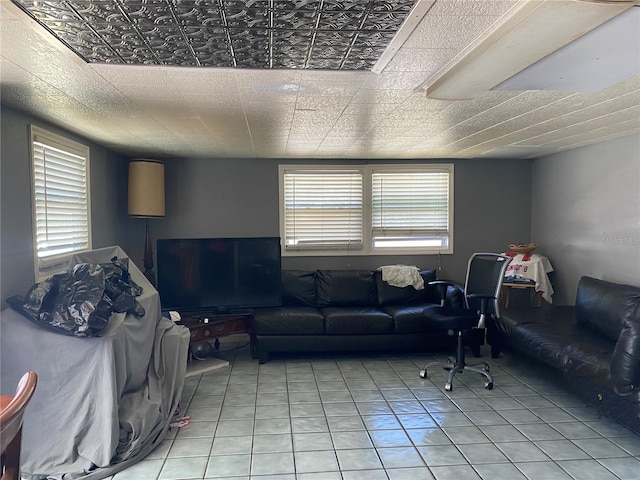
[11,0,419,70]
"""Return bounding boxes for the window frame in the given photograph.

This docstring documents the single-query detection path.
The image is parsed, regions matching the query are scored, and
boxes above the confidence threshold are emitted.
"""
[279,164,454,257]
[29,125,92,280]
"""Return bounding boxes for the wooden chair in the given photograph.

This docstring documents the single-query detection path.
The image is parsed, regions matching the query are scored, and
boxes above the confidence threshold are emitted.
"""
[1,372,37,480]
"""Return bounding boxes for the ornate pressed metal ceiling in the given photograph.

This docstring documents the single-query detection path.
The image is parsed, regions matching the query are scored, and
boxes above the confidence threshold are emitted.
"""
[11,0,417,69]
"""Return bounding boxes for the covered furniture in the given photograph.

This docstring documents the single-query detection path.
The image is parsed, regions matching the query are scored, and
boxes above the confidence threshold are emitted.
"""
[488,276,640,434]
[0,246,190,480]
[1,371,37,480]
[419,253,512,391]
[251,268,466,363]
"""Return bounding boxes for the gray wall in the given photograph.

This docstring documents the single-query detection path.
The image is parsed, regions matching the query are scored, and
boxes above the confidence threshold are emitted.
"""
[0,107,129,302]
[532,133,640,305]
[150,157,532,283]
[1,105,533,303]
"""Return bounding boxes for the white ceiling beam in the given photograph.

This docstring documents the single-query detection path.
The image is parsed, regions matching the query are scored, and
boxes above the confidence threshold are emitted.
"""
[371,0,436,74]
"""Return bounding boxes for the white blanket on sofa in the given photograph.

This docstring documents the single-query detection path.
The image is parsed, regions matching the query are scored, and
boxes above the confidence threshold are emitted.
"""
[378,265,424,290]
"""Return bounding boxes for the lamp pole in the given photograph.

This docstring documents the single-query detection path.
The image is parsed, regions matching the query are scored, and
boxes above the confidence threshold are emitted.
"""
[143,219,155,285]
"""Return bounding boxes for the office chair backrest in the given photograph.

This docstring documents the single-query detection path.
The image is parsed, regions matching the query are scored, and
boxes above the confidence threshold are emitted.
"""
[464,253,512,318]
[1,371,38,480]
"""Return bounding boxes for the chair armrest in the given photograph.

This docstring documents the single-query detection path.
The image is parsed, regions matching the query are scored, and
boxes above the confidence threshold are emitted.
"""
[429,280,462,307]
[466,294,496,300]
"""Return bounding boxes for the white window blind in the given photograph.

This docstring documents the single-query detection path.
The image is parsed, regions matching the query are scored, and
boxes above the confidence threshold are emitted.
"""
[283,169,363,250]
[30,126,91,278]
[372,169,451,249]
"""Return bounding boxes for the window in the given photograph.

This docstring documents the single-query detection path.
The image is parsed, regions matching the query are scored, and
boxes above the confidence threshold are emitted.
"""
[282,169,363,251]
[280,164,453,256]
[371,168,451,250]
[30,125,91,279]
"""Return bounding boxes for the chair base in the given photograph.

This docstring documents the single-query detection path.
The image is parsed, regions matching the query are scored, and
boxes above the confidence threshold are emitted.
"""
[419,330,494,392]
[419,361,493,392]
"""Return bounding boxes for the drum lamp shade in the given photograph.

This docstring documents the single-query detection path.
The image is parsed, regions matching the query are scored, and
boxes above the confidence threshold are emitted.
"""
[128,159,165,218]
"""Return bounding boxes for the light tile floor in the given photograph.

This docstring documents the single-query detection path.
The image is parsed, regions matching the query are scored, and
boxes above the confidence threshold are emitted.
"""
[112,338,640,480]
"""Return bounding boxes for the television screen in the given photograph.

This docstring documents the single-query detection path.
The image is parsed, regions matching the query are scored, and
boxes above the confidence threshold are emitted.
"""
[157,237,282,312]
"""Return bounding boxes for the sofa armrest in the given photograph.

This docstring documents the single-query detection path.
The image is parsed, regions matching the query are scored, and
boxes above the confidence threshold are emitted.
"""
[610,311,640,395]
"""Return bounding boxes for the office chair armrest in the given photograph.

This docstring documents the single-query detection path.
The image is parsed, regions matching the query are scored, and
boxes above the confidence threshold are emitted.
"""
[466,294,496,300]
[428,280,455,307]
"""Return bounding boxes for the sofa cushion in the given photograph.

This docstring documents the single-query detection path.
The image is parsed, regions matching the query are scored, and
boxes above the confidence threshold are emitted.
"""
[610,306,640,394]
[497,306,580,370]
[316,270,378,308]
[383,304,442,333]
[376,269,437,306]
[253,307,324,335]
[282,270,317,307]
[576,276,640,342]
[322,307,393,334]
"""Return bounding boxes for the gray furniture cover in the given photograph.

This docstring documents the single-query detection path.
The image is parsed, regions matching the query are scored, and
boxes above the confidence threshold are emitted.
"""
[0,246,190,480]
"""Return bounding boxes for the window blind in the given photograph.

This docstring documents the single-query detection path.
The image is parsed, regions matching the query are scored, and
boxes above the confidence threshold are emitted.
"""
[371,170,450,249]
[283,170,363,250]
[31,127,90,268]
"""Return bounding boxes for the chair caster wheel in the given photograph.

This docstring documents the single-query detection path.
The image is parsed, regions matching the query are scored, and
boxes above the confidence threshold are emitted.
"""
[419,370,427,379]
[483,365,490,372]
[485,381,493,390]
[445,383,452,392]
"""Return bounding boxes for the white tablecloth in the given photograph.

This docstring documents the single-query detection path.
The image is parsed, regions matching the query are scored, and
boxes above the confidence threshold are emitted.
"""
[1,246,190,480]
[503,252,555,304]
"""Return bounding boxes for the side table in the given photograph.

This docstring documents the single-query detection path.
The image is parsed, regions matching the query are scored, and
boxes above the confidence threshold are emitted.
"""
[501,281,542,308]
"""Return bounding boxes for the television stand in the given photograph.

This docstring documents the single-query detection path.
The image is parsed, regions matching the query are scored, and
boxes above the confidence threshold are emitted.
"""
[178,312,252,358]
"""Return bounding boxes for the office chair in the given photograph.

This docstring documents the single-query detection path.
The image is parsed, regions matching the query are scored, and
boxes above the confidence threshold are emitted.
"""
[419,253,511,392]
[1,371,38,480]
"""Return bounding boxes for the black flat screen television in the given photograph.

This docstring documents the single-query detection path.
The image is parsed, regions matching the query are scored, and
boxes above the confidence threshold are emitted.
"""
[157,237,282,313]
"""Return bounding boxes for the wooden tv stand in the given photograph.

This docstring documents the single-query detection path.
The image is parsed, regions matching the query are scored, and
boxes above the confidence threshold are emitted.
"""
[178,312,252,354]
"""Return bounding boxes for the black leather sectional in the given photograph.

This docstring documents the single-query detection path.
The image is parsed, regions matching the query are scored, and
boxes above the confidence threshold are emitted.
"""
[251,269,467,363]
[488,276,640,434]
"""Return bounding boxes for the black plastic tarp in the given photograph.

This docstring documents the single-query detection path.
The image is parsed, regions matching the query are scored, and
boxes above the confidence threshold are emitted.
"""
[7,256,145,337]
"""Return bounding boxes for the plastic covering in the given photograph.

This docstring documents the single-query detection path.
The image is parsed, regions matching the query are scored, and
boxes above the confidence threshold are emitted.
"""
[6,257,144,337]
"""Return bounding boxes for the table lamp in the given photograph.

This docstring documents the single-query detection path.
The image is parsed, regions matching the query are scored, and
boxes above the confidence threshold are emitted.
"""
[128,159,165,285]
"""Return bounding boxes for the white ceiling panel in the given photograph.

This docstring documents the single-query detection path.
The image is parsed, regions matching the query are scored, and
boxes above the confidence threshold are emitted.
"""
[427,0,520,17]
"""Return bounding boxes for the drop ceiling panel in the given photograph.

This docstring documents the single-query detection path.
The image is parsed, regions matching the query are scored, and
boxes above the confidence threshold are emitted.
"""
[403,14,501,50]
[427,0,519,17]
[537,119,640,149]
[517,106,640,145]
[382,47,459,74]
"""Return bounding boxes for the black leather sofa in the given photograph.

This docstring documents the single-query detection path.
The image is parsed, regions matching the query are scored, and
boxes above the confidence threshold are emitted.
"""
[251,269,467,363]
[488,276,640,433]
